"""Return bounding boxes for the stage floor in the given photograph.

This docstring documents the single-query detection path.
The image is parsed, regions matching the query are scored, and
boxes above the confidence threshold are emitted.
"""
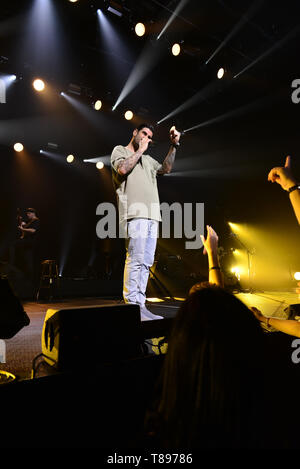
[0,290,298,381]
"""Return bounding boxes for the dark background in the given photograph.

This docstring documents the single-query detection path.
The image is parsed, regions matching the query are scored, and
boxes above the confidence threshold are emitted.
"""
[0,0,299,294]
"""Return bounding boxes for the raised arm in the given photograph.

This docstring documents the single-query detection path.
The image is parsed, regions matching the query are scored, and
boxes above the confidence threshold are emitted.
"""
[268,155,300,224]
[251,307,300,338]
[200,225,224,288]
[158,126,181,175]
[20,227,36,234]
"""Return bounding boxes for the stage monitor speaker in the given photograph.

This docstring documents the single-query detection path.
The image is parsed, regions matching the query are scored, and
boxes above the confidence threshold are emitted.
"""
[0,278,30,339]
[41,303,142,370]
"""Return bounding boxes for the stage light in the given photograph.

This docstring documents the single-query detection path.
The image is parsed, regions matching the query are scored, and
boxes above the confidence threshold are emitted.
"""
[33,78,45,92]
[14,143,24,152]
[112,36,164,111]
[231,266,242,280]
[135,23,145,37]
[146,298,164,303]
[172,43,181,56]
[96,161,104,169]
[124,110,133,120]
[157,0,189,40]
[69,0,78,2]
[294,272,300,281]
[66,154,74,163]
[94,100,102,111]
[107,3,122,17]
[83,155,111,164]
[228,222,240,233]
[2,74,17,84]
[217,67,225,79]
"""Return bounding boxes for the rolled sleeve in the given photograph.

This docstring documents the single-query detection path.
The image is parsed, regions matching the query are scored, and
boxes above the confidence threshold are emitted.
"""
[148,155,162,173]
[111,145,127,172]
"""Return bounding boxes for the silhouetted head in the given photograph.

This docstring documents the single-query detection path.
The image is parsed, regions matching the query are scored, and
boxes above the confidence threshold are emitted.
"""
[154,283,265,448]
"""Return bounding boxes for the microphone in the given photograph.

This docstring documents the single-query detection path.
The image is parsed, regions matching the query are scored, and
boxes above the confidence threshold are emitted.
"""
[170,125,186,140]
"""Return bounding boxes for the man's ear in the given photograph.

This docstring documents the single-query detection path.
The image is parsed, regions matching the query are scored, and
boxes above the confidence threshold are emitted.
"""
[133,129,138,137]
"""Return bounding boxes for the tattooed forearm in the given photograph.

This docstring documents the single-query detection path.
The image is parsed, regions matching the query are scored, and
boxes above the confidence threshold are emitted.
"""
[158,146,176,174]
[117,150,143,176]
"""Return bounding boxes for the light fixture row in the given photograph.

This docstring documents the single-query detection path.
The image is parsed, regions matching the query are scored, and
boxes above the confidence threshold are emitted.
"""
[31,79,135,118]
[14,145,105,169]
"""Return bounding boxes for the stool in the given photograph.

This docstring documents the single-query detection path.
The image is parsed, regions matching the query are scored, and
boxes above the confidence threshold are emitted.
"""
[0,370,16,384]
[36,260,59,302]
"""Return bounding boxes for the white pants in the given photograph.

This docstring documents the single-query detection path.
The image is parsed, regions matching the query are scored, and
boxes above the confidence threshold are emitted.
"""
[123,218,158,307]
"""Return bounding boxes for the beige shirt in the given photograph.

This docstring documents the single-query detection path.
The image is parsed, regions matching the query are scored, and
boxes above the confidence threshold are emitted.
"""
[111,145,162,225]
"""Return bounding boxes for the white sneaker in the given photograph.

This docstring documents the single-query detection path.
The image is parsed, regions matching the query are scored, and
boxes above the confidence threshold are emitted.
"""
[140,305,163,321]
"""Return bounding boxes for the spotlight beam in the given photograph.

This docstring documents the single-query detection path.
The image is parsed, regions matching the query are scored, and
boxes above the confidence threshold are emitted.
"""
[61,92,102,129]
[0,74,17,103]
[205,0,264,65]
[96,11,133,66]
[150,0,252,60]
[112,40,165,111]
[233,24,300,79]
[166,166,254,178]
[183,95,273,134]
[157,80,227,125]
[21,0,65,74]
[83,155,111,165]
[218,0,277,44]
[157,0,190,40]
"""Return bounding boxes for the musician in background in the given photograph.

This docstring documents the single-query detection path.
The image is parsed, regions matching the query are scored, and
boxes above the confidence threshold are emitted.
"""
[10,208,40,280]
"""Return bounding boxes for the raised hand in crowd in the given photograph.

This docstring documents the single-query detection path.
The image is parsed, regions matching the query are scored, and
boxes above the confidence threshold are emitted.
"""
[268,155,300,224]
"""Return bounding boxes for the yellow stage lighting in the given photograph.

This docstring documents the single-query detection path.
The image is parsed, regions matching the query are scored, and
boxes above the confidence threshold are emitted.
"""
[96,161,104,169]
[124,110,133,120]
[172,43,181,56]
[135,23,145,37]
[217,67,225,79]
[294,272,300,281]
[228,221,241,233]
[33,79,45,92]
[165,297,185,301]
[146,297,164,303]
[66,154,74,163]
[231,266,243,280]
[94,100,102,111]
[14,143,24,152]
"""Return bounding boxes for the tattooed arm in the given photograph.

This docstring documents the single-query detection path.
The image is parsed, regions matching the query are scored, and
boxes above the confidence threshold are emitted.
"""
[158,126,181,175]
[117,138,149,176]
[117,149,143,176]
[157,145,177,175]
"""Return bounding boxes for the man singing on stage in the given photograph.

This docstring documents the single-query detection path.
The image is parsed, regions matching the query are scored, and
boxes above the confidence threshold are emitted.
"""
[111,123,181,320]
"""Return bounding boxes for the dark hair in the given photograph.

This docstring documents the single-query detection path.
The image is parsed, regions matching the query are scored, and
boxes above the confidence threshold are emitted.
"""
[26,208,37,215]
[148,283,267,448]
[136,123,155,134]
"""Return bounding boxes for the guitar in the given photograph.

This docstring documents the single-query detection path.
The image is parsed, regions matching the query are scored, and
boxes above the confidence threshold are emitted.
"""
[17,208,24,239]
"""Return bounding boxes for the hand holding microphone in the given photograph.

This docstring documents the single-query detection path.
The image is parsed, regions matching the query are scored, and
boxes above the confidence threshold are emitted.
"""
[138,136,150,155]
[170,125,181,146]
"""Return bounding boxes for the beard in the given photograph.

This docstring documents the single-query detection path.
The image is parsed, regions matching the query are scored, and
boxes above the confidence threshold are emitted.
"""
[132,137,139,152]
